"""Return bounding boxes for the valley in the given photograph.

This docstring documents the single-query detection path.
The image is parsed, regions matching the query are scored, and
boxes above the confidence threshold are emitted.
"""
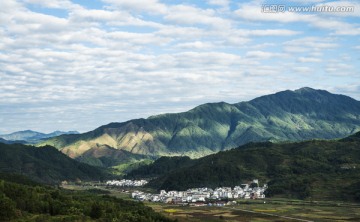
[126,133,360,203]
[147,200,360,222]
[60,182,360,222]
[1,88,360,221]
[2,0,359,220]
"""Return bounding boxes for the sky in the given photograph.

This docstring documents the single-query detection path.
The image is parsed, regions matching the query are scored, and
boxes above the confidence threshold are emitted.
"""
[0,0,359,134]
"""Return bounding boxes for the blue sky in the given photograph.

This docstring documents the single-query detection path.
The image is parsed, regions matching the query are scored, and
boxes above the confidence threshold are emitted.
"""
[0,0,359,134]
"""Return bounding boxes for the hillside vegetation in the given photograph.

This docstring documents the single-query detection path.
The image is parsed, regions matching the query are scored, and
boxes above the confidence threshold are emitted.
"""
[0,143,109,184]
[0,173,174,222]
[130,133,360,202]
[40,88,360,162]
[126,156,193,179]
[74,144,150,168]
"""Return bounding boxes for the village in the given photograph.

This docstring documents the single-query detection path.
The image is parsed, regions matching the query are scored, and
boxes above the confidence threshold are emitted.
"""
[131,179,267,205]
[106,179,148,187]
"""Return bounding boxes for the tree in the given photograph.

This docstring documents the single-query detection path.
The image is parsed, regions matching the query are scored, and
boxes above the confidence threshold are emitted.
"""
[0,194,17,220]
[90,202,102,219]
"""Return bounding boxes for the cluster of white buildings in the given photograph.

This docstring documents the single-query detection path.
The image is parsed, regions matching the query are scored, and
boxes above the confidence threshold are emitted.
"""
[106,179,148,187]
[132,179,267,204]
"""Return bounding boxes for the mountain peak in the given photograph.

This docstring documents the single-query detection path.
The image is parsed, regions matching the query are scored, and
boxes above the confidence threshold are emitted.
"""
[293,87,331,96]
[18,130,39,133]
[294,87,317,93]
[40,88,360,159]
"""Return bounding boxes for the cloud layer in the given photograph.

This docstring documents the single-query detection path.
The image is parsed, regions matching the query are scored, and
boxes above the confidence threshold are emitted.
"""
[0,0,359,133]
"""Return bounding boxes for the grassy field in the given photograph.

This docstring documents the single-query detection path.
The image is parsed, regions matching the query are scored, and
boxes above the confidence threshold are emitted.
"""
[240,199,360,221]
[63,185,360,222]
[146,199,360,222]
[147,202,282,222]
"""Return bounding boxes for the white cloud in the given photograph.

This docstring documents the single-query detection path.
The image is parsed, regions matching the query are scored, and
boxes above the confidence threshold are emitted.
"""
[0,0,358,133]
[165,5,232,29]
[207,0,230,7]
[283,37,338,53]
[173,51,242,68]
[243,65,282,76]
[235,29,301,37]
[292,66,312,73]
[102,0,168,14]
[289,0,326,2]
[107,31,171,46]
[298,57,322,63]
[24,0,78,9]
[175,41,214,50]
[326,62,354,76]
[156,26,205,39]
[245,51,286,59]
[249,43,276,49]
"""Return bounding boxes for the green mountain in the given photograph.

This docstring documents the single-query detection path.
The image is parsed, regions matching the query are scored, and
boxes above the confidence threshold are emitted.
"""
[340,131,360,142]
[40,87,360,161]
[0,142,109,183]
[0,130,79,144]
[74,143,151,170]
[126,156,193,179]
[135,133,360,201]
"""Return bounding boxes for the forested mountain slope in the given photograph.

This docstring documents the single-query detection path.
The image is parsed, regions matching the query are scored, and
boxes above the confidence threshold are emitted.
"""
[0,143,108,183]
[41,87,360,159]
[137,133,360,201]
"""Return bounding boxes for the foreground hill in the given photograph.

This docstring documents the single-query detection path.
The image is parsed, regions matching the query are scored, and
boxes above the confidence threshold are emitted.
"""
[41,87,360,160]
[0,143,108,183]
[0,130,79,144]
[128,133,360,202]
[0,173,174,222]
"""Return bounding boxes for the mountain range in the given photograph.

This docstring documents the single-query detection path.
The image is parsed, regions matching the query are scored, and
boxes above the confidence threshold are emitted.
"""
[39,87,360,164]
[0,130,79,144]
[0,138,26,144]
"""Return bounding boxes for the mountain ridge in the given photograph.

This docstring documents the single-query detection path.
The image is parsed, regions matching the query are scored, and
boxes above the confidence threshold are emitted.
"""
[0,130,79,144]
[40,87,360,161]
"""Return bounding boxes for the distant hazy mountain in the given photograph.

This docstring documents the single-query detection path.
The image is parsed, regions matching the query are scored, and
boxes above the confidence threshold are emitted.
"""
[0,142,108,183]
[0,130,79,144]
[0,138,27,144]
[40,87,360,159]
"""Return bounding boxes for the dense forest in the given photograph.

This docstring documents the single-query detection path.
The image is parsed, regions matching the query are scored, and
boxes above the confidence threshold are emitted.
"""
[126,156,193,179]
[0,173,174,222]
[128,133,360,201]
[0,143,110,184]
